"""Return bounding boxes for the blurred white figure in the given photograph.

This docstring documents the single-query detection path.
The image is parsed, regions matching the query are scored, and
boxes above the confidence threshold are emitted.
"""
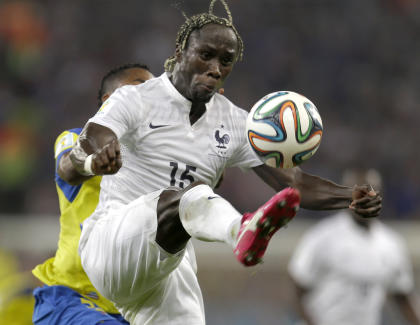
[288,169,420,325]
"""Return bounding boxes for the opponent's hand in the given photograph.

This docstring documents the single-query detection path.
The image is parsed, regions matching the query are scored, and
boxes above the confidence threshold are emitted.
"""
[349,184,382,218]
[91,139,122,175]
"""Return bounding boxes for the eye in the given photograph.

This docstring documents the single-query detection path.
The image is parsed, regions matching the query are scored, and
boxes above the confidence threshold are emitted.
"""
[200,51,212,60]
[221,56,234,66]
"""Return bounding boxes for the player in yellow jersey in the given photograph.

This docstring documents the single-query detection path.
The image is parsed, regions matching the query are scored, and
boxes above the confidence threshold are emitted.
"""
[32,63,154,325]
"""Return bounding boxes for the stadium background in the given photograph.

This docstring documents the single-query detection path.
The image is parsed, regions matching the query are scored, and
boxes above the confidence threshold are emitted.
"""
[0,0,419,324]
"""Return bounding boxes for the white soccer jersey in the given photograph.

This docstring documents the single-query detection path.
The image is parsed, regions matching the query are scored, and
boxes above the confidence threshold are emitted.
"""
[288,211,414,325]
[86,72,261,223]
[78,72,262,325]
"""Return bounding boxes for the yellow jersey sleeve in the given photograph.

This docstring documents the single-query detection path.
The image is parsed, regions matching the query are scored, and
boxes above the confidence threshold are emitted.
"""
[54,128,82,163]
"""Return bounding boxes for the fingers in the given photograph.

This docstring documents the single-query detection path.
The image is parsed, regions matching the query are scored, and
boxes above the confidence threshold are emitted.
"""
[349,190,382,218]
[105,140,122,170]
[350,195,382,208]
[352,184,375,200]
[350,204,382,218]
[91,140,122,175]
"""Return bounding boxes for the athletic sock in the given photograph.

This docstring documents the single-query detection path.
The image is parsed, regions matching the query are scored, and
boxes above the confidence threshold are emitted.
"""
[179,184,241,248]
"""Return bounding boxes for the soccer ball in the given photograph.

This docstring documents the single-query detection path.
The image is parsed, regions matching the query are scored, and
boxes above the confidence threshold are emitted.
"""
[246,91,323,169]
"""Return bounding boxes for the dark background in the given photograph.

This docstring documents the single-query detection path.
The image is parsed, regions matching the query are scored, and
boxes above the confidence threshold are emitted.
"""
[0,0,419,218]
[1,1,420,324]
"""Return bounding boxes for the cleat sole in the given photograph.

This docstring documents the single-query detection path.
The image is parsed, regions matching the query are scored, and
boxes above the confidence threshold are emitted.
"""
[234,188,301,266]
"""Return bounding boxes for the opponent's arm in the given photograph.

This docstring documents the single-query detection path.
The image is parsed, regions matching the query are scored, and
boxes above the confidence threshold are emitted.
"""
[59,123,122,184]
[57,152,93,185]
[252,164,382,218]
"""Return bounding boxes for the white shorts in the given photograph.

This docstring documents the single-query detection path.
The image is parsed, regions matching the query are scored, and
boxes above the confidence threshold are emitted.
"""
[79,190,205,325]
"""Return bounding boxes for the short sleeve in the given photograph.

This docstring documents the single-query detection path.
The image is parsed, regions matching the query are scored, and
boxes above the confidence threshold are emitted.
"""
[288,225,327,289]
[227,109,263,169]
[88,84,143,140]
[54,128,82,171]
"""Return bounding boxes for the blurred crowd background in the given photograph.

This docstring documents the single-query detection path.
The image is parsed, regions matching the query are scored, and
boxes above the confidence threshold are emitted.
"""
[0,0,419,218]
[0,0,420,324]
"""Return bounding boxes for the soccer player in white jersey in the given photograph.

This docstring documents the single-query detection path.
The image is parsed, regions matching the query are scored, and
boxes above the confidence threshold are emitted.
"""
[60,1,382,324]
[288,169,420,325]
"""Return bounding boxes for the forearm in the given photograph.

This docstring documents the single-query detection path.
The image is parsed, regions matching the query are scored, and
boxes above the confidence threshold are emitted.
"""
[58,152,93,185]
[69,123,112,173]
[292,171,353,210]
[253,165,352,210]
[69,122,119,176]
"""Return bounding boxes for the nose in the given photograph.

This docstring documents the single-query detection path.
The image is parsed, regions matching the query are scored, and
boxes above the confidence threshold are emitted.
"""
[207,60,221,79]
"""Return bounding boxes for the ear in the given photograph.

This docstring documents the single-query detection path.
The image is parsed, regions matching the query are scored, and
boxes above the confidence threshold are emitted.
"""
[101,93,110,103]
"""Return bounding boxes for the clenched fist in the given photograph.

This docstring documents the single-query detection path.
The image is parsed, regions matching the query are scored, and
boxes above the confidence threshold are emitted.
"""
[91,139,122,175]
[349,184,382,218]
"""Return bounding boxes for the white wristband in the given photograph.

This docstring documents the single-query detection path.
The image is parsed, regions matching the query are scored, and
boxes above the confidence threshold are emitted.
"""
[83,154,94,176]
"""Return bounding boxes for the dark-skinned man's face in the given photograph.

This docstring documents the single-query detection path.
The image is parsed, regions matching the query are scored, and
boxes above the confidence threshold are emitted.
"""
[175,23,239,103]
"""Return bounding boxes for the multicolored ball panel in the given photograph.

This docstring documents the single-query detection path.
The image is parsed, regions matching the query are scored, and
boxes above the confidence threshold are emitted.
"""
[246,91,323,168]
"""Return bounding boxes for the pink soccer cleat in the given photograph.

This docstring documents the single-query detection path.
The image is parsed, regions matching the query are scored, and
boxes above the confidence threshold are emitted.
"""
[234,187,300,266]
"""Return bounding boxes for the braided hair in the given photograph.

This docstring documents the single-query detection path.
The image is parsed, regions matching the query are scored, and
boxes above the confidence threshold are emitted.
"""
[164,0,243,72]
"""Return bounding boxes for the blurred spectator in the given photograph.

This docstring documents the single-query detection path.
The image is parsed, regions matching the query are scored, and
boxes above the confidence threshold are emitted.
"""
[0,1,48,81]
[0,0,48,213]
[0,99,44,213]
[288,168,420,325]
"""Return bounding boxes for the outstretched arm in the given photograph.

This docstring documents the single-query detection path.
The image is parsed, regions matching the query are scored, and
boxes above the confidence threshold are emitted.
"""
[252,164,382,217]
[59,122,122,184]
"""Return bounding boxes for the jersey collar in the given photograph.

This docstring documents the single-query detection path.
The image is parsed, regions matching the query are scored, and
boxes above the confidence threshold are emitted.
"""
[161,72,192,109]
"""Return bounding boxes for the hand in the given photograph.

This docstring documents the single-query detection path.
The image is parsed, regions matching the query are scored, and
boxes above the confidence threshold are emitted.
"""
[91,139,122,175]
[349,184,382,218]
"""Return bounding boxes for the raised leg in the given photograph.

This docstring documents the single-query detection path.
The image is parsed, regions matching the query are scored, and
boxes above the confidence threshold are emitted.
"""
[155,182,205,254]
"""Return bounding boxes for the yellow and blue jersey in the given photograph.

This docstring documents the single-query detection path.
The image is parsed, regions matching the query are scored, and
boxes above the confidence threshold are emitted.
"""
[32,128,119,314]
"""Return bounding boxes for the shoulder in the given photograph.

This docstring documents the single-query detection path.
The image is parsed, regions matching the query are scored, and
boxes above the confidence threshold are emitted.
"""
[114,75,166,106]
[108,76,162,100]
[94,78,163,122]
[55,128,82,141]
[375,222,407,250]
[300,213,345,244]
[310,213,344,234]
[210,94,250,135]
[54,128,82,159]
[212,94,248,116]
